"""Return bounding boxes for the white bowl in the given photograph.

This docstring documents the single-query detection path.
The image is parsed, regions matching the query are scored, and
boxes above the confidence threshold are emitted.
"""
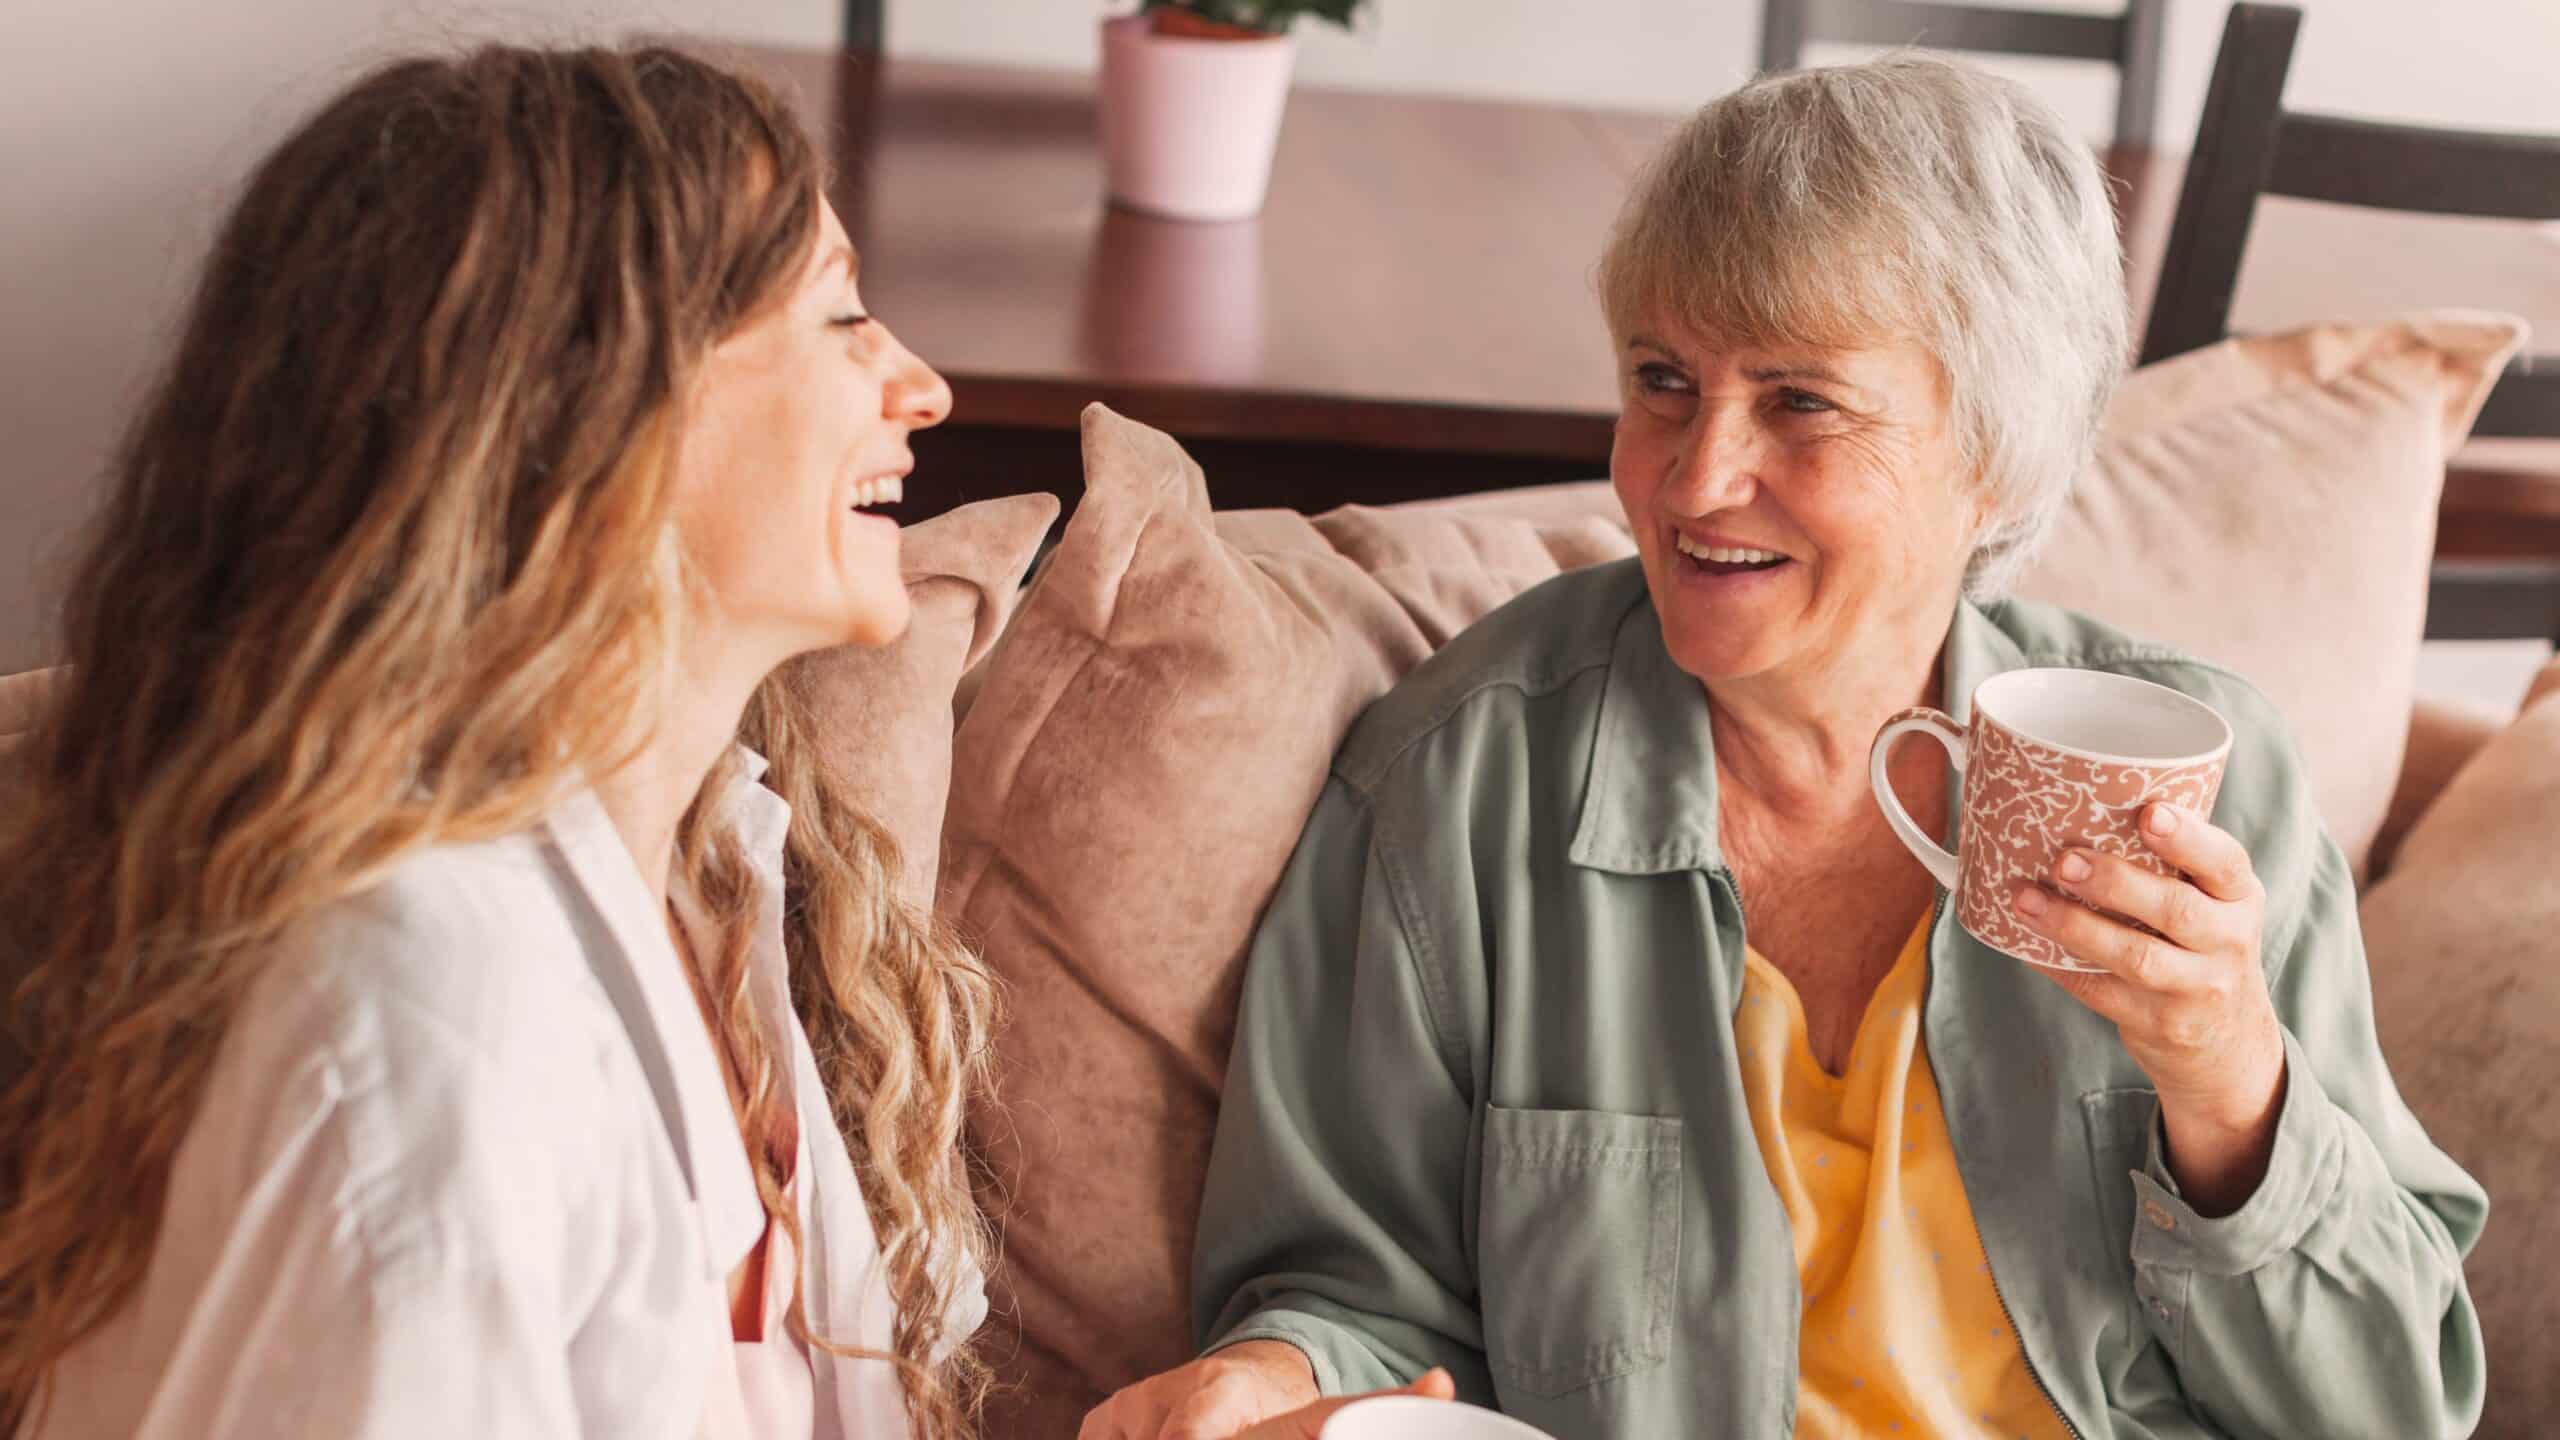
[1320,1396,1559,1440]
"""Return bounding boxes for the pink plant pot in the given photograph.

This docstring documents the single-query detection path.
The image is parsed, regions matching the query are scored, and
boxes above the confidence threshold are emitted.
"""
[1097,13,1297,222]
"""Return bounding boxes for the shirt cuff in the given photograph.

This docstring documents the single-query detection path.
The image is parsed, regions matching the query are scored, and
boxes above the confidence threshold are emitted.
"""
[2128,1026,2346,1277]
[1207,1310,1409,1399]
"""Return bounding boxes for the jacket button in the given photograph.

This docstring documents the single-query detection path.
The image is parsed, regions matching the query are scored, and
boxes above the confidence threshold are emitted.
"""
[2143,1200,2177,1232]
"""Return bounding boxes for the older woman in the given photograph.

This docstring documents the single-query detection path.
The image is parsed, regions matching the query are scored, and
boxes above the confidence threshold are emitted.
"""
[1087,55,2485,1440]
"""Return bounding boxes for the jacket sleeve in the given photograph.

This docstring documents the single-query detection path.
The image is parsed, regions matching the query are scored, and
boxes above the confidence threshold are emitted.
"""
[1190,776,1497,1402]
[2125,681,2489,1439]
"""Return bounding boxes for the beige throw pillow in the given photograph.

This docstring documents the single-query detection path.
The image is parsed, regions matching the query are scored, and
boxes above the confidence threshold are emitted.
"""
[2360,655,2560,1435]
[941,406,1632,1433]
[2017,311,2526,877]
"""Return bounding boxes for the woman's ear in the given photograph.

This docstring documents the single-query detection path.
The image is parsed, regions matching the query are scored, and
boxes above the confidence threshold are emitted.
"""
[1953,472,1998,552]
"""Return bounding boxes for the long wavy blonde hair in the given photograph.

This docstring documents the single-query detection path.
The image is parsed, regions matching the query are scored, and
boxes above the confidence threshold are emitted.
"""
[0,44,996,1436]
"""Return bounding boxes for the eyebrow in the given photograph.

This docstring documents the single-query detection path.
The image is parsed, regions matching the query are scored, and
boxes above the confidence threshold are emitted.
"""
[1626,335,1851,388]
[1742,362,1849,386]
[818,243,858,282]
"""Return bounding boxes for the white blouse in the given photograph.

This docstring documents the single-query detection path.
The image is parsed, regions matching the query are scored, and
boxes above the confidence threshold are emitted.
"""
[25,751,981,1439]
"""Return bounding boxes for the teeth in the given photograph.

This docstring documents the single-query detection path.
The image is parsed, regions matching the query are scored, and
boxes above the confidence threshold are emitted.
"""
[1675,534,1784,564]
[849,476,905,510]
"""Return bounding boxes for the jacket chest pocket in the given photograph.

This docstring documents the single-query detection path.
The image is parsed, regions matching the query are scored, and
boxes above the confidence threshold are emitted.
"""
[1477,1106,1683,1398]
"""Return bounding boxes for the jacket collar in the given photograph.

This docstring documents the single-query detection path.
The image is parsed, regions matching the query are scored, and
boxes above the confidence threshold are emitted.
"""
[1567,585,2029,875]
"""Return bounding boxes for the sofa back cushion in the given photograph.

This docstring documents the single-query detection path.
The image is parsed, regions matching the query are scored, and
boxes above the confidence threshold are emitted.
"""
[2017,312,2523,879]
[941,407,1633,1433]
[2361,656,2560,1435]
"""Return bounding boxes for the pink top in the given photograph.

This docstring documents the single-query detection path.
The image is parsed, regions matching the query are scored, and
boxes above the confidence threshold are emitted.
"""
[704,1053,819,1436]
[686,754,980,1438]
[722,1196,818,1436]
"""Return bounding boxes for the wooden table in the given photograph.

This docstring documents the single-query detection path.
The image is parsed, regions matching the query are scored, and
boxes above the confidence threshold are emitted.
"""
[733,44,2560,549]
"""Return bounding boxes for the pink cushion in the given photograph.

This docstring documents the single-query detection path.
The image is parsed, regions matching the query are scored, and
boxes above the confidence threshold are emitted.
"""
[2360,654,2560,1434]
[2373,697,2513,879]
[794,493,1057,906]
[941,407,1630,1433]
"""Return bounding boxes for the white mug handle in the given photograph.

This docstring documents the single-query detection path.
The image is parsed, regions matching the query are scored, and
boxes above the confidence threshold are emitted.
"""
[1869,707,1966,891]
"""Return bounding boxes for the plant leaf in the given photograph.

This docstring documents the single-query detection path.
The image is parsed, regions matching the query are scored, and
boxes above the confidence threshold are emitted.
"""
[1150,0,1367,33]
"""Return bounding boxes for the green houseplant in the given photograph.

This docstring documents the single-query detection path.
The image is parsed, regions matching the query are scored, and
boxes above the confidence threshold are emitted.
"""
[1139,0,1364,40]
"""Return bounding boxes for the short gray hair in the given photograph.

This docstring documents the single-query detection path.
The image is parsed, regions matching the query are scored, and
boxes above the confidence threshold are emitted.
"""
[1596,54,2127,598]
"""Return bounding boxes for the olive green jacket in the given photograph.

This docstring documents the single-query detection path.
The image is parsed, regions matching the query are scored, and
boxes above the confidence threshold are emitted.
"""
[1193,559,2486,1439]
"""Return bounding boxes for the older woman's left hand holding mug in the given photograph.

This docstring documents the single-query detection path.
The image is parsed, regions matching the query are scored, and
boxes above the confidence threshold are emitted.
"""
[2013,801,2288,1217]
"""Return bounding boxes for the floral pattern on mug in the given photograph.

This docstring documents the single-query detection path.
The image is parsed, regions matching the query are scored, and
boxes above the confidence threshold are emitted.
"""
[1954,713,2226,971]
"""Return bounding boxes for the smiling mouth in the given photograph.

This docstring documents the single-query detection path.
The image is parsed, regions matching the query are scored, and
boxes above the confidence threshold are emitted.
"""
[1673,534,1792,577]
[849,474,904,513]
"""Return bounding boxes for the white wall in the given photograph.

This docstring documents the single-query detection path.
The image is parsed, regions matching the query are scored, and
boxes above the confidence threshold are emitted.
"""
[0,0,837,673]
[8,0,2559,673]
[892,0,2560,146]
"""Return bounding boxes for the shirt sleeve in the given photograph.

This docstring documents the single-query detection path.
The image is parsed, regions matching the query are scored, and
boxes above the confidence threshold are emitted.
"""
[2119,682,2488,1440]
[102,952,609,1440]
[167,1220,589,1439]
[1190,776,1498,1401]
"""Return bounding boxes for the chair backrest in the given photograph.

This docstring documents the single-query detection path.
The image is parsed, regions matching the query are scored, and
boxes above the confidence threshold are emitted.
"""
[2140,2,2560,641]
[1758,0,2166,143]
[844,0,881,51]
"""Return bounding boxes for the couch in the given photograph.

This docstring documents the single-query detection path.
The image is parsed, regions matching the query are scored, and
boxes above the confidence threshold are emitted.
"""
[925,313,2556,1438]
[5,311,2552,1436]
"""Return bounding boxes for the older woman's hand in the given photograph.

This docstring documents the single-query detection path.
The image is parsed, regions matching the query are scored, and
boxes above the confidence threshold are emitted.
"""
[2010,801,2288,1216]
[1082,1341,1453,1440]
[1226,1371,1458,1440]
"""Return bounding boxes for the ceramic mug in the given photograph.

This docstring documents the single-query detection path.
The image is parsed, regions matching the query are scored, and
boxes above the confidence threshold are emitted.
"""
[1868,668,2232,971]
[1320,1396,1559,1440]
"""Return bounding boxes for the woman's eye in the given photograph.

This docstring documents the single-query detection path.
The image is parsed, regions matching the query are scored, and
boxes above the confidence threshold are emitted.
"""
[1634,363,1691,394]
[829,313,872,329]
[1777,388,1833,414]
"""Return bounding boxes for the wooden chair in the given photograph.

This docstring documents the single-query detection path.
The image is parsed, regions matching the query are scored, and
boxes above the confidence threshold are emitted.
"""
[2141,2,2560,642]
[1758,0,2166,144]
[845,0,881,51]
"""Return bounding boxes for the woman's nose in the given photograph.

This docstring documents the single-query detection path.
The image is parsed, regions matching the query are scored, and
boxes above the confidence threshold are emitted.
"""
[1664,412,1760,514]
[880,329,953,430]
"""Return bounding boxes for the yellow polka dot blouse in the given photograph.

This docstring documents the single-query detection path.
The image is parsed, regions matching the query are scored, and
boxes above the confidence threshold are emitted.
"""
[1734,917,2072,1440]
